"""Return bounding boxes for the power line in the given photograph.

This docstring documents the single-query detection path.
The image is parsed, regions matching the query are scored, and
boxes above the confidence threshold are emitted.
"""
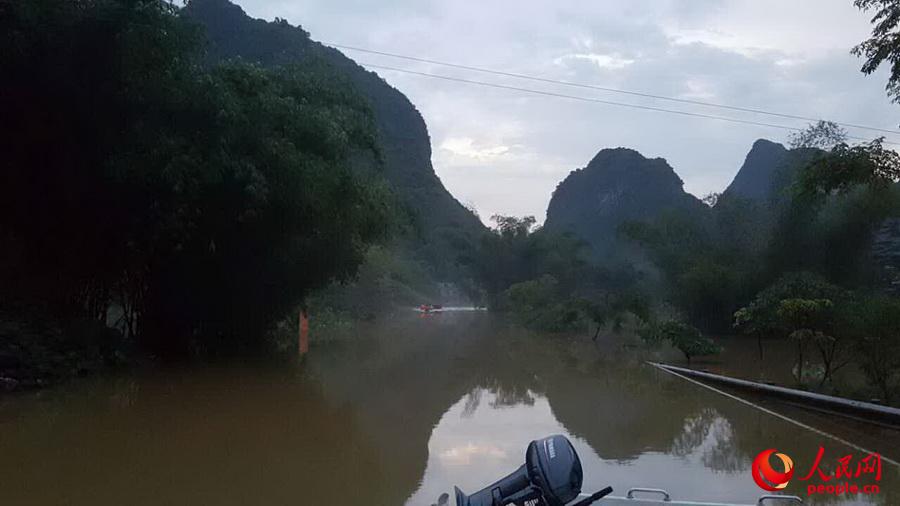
[358,62,899,146]
[331,43,900,137]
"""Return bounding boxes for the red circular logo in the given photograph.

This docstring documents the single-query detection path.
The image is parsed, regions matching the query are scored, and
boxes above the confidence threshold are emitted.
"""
[752,449,794,491]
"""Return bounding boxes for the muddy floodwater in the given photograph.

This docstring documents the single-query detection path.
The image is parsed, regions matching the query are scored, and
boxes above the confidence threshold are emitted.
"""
[1,312,898,505]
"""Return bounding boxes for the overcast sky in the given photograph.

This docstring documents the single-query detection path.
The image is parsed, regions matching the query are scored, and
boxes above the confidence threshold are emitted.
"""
[235,0,899,223]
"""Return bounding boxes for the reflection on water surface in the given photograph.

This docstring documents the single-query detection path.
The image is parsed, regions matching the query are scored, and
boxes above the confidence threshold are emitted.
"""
[1,312,896,505]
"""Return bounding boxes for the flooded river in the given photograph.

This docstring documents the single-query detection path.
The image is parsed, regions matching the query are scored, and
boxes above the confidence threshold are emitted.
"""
[1,311,897,505]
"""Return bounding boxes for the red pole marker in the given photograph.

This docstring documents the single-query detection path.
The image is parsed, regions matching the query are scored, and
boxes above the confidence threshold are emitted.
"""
[299,309,309,355]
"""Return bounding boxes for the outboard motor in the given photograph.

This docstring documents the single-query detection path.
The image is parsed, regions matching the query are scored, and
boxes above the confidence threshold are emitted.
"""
[453,435,612,506]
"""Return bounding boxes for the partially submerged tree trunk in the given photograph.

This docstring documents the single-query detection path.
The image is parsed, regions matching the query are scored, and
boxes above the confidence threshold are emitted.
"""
[815,336,850,388]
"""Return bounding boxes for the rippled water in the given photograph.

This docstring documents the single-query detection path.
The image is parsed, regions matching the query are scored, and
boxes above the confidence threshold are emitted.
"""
[1,311,897,505]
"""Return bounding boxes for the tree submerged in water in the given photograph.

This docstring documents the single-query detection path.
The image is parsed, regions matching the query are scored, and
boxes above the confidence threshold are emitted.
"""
[842,295,900,404]
[641,320,721,364]
[733,272,847,386]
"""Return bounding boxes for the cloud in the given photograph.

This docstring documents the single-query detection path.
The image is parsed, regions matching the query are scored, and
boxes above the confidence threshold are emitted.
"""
[666,28,761,56]
[439,137,511,161]
[233,0,900,224]
[554,52,635,70]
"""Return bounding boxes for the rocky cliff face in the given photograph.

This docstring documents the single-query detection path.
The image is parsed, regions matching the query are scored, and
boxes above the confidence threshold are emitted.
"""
[721,139,790,202]
[544,148,708,255]
[711,139,794,256]
[183,0,484,278]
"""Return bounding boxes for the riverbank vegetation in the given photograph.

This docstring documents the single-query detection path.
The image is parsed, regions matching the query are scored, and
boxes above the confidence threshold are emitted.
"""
[472,120,900,403]
[473,124,900,403]
[0,0,401,385]
[3,0,900,409]
[465,1,900,405]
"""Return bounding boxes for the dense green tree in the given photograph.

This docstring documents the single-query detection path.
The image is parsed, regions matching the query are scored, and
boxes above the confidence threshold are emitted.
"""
[766,122,900,286]
[473,215,592,302]
[640,320,720,364]
[734,272,849,385]
[621,210,756,333]
[473,214,648,334]
[135,62,394,353]
[788,120,849,150]
[775,298,837,385]
[576,291,650,340]
[1,0,200,321]
[181,0,487,296]
[795,140,900,196]
[0,0,395,356]
[503,275,583,332]
[853,0,900,103]
[620,119,899,342]
[847,295,900,403]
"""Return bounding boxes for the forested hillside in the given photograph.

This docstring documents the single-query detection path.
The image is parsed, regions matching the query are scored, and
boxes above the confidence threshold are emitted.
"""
[183,0,485,283]
[0,0,406,378]
[474,127,900,403]
[0,0,489,388]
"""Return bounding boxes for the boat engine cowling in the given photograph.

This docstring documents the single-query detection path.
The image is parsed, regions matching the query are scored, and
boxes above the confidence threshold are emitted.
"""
[454,435,583,506]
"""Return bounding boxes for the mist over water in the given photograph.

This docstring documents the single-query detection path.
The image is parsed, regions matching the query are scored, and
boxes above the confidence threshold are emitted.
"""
[1,312,896,505]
